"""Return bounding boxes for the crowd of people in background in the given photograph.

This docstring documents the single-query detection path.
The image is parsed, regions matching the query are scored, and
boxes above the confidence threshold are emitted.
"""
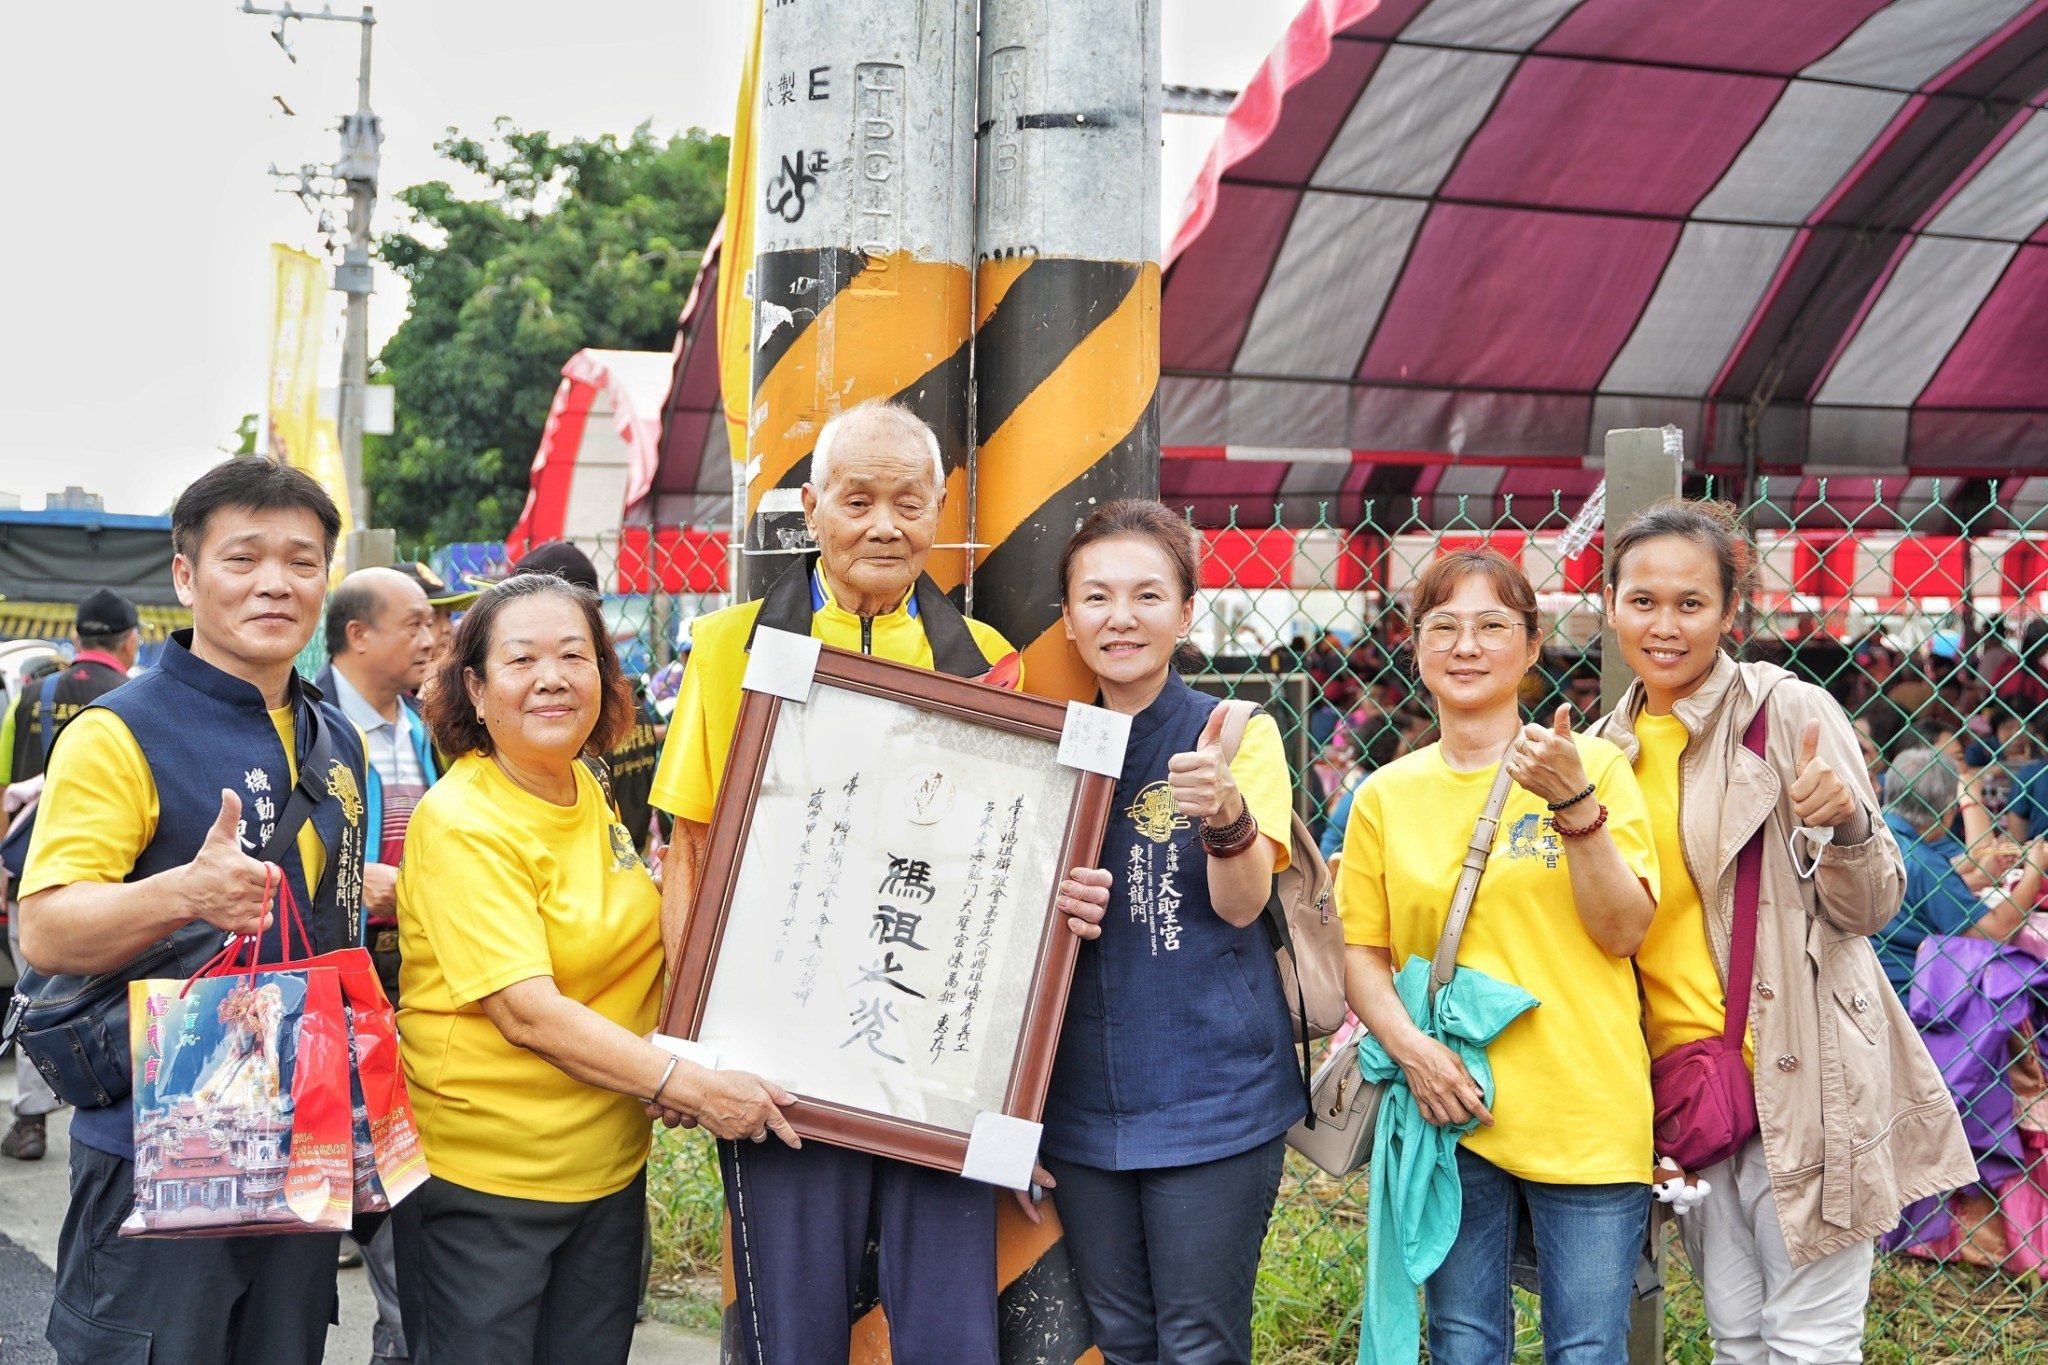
[1,408,2044,1363]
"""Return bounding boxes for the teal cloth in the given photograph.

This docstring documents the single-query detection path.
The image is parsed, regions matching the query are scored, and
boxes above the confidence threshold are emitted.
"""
[1356,954,1539,1365]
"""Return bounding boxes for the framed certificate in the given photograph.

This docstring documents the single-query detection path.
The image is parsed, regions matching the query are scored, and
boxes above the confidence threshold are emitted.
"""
[662,644,1116,1174]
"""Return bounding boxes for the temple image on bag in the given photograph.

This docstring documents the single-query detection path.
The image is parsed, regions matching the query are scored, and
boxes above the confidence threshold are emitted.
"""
[130,1100,292,1227]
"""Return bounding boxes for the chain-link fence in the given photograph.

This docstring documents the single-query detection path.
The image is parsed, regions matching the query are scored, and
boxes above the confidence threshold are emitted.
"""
[427,479,2047,1360]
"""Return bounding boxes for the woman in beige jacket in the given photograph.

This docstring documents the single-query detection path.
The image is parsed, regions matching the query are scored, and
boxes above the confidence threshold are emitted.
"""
[1592,500,1974,1364]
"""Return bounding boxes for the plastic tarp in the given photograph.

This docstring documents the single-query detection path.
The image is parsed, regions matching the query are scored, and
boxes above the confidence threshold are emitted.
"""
[0,511,180,609]
[1159,0,2048,522]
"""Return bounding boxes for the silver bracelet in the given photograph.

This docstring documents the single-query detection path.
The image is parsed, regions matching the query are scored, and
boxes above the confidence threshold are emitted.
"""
[645,1055,680,1108]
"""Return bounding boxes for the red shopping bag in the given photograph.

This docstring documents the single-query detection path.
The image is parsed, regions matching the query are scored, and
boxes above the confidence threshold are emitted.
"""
[121,869,355,1237]
[294,943,428,1211]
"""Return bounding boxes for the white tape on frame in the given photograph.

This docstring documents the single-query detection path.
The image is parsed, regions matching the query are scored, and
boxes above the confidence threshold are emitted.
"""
[1057,700,1130,777]
[961,1112,1043,1191]
[742,627,823,703]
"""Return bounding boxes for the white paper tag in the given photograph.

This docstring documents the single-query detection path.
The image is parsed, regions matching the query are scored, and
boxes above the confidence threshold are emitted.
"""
[650,1034,721,1070]
[757,487,805,516]
[961,1112,1043,1191]
[1057,701,1131,777]
[742,627,822,703]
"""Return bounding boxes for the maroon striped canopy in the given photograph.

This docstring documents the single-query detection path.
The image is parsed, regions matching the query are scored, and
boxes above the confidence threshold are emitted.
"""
[1160,0,2048,524]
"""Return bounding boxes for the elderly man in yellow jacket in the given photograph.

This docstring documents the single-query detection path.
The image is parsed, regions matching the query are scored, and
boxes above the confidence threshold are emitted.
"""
[653,400,1028,1363]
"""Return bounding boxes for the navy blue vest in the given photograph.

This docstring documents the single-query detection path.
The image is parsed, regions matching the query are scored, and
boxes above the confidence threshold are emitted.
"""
[68,631,367,1158]
[1041,673,1304,1169]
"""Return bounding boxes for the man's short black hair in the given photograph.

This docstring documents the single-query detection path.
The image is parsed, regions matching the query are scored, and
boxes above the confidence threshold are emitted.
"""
[77,630,132,654]
[325,573,386,656]
[171,458,342,563]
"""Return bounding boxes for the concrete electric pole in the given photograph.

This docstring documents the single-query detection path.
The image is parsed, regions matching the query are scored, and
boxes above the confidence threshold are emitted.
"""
[739,0,979,600]
[970,0,1164,701]
[243,1,384,567]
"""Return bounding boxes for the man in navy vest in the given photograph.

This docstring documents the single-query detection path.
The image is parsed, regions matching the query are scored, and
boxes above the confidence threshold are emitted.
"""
[18,459,367,1365]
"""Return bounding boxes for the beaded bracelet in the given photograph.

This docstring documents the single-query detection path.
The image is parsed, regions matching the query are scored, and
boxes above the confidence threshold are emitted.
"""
[1200,803,1259,858]
[1546,782,1596,813]
[1553,803,1609,840]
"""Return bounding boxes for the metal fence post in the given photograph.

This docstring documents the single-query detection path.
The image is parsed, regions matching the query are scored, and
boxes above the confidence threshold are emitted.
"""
[1600,429,1683,713]
[1600,428,1683,1364]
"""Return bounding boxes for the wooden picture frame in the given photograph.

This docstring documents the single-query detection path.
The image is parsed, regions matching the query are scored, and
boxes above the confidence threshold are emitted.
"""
[663,645,1116,1175]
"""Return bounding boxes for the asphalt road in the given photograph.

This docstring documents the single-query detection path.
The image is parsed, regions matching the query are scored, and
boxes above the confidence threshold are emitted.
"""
[0,1230,57,1364]
[0,1065,718,1363]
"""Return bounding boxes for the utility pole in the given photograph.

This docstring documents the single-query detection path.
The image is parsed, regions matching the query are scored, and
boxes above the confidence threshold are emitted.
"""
[970,0,1164,701]
[243,1,384,568]
[738,0,978,601]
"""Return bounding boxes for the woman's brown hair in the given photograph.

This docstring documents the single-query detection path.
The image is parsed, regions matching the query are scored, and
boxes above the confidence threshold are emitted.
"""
[424,573,636,759]
[1608,498,1758,616]
[1410,548,1540,634]
[1058,499,1200,603]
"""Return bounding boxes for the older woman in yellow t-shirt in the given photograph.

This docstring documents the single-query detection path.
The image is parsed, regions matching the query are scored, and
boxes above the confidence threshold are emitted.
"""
[392,573,797,1365]
[1336,548,1659,1365]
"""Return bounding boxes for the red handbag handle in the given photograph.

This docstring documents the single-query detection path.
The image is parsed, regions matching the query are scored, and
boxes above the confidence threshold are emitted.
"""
[180,863,312,995]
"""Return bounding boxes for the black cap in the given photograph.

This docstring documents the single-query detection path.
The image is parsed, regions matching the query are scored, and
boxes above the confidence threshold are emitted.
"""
[511,541,601,593]
[394,561,480,609]
[76,588,139,635]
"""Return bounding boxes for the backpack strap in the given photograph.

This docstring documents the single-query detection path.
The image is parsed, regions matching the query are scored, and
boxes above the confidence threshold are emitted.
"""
[1211,698,1258,763]
[36,673,61,762]
[1211,699,1324,1115]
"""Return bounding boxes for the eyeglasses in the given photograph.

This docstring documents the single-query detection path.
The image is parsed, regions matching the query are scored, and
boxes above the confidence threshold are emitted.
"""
[1418,613,1526,652]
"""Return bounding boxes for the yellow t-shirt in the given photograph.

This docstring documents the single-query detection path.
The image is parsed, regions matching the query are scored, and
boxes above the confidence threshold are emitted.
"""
[396,754,663,1201]
[21,705,326,899]
[1631,713,1751,1067]
[1336,735,1659,1184]
[650,573,1020,825]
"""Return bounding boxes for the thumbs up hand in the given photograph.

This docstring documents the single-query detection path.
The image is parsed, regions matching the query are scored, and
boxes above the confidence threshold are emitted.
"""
[1506,704,1594,816]
[1789,718,1857,830]
[1167,706,1243,828]
[175,788,277,939]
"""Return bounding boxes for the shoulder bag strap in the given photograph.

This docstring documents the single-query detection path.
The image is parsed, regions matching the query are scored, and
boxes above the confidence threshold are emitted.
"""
[1212,698,1257,764]
[1429,760,1518,997]
[1722,703,1772,1047]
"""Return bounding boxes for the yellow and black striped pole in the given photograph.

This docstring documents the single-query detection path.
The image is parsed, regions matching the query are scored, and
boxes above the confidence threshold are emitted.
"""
[740,0,979,598]
[962,0,1163,702]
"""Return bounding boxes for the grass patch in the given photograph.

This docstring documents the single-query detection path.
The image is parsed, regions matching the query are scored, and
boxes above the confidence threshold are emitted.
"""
[647,1139,2043,1359]
[645,1127,725,1330]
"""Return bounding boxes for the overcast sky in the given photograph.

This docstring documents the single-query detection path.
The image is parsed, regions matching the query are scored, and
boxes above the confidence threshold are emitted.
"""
[0,1,1293,516]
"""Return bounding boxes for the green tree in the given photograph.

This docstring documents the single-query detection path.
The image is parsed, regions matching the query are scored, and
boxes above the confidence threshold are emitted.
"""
[369,120,725,543]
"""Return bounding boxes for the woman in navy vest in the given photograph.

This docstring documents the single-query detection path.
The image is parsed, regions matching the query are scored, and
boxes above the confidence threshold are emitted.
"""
[1040,500,1304,1365]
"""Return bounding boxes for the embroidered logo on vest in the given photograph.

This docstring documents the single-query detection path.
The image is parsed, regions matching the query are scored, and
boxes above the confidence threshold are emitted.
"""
[325,760,363,827]
[1125,782,1189,844]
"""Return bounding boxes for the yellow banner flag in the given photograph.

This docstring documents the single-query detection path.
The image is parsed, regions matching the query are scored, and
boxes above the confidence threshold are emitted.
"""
[266,245,326,471]
[716,0,762,463]
[309,416,356,585]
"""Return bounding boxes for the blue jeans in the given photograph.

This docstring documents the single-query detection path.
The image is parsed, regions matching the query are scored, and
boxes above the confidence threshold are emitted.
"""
[1425,1146,1649,1365]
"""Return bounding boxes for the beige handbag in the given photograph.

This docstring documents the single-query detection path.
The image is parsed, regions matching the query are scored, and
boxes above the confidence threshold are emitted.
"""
[1284,761,1517,1176]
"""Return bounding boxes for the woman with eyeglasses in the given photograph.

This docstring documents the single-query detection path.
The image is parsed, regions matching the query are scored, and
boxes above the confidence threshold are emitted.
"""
[1335,548,1660,1363]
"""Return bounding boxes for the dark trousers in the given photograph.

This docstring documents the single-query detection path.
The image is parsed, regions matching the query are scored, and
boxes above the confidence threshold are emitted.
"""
[721,1137,999,1365]
[47,1140,339,1365]
[1043,1136,1286,1365]
[391,1169,645,1365]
